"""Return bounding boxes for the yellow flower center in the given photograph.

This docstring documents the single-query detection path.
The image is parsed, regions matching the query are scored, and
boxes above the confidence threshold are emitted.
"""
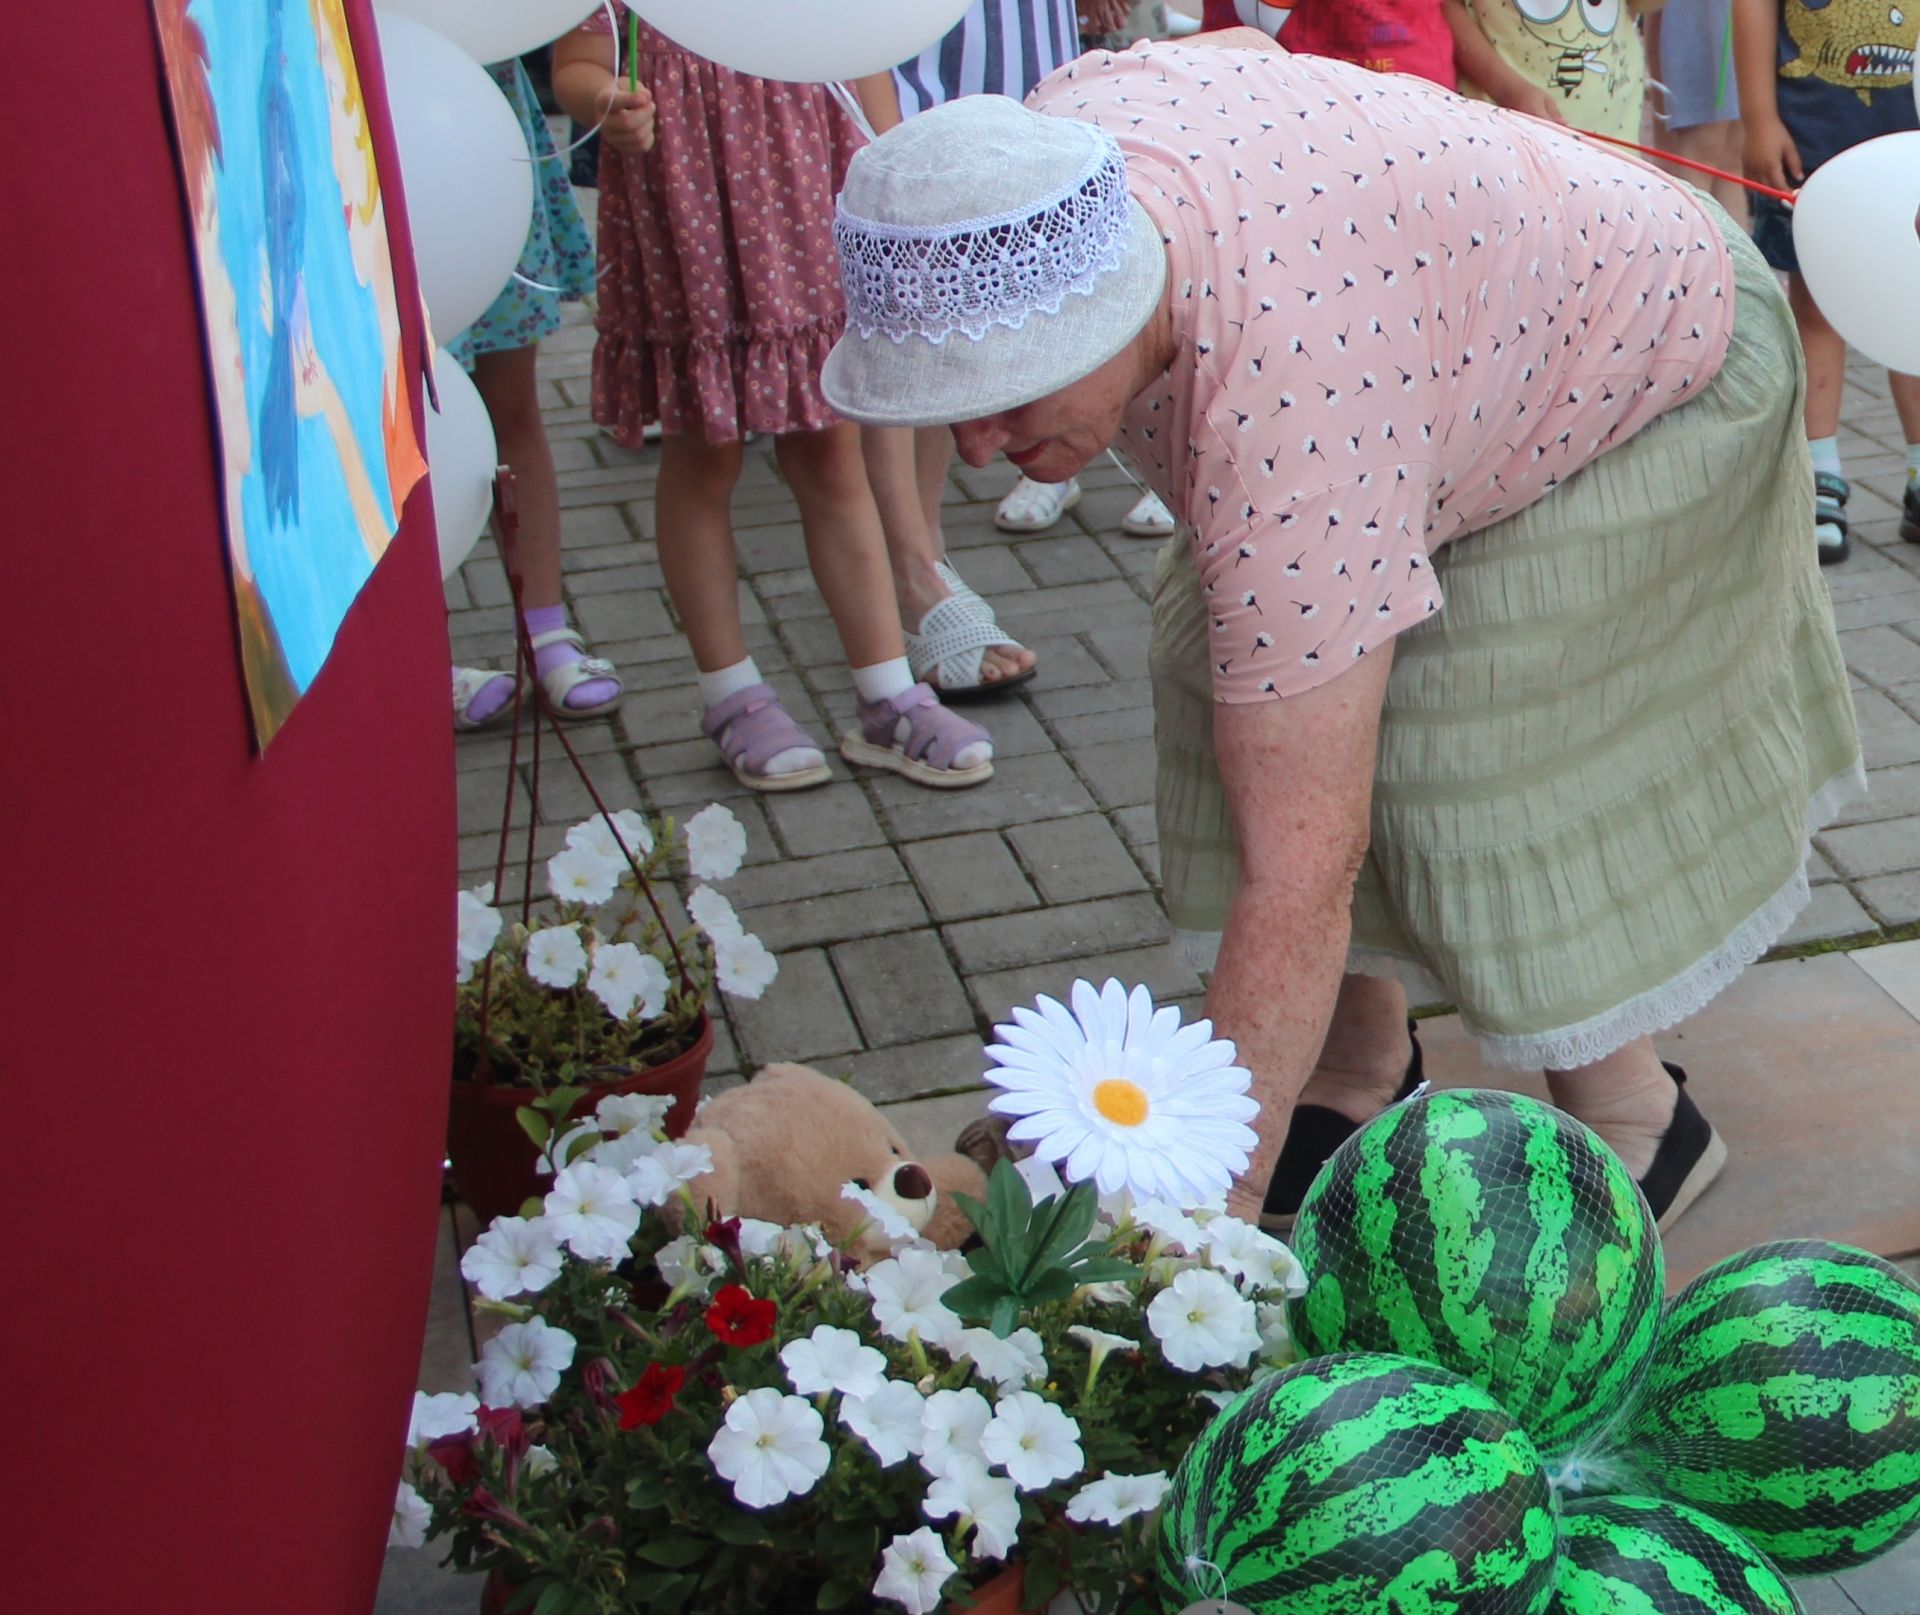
[1092,1078,1150,1127]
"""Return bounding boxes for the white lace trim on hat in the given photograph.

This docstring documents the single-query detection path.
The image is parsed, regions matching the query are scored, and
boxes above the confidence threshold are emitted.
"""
[835,128,1134,346]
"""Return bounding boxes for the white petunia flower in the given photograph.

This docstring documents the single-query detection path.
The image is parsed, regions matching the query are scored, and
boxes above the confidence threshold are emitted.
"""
[1064,1470,1171,1526]
[714,930,779,999]
[595,1092,673,1138]
[984,979,1260,1207]
[918,1387,993,1478]
[783,1325,889,1401]
[979,1390,1084,1492]
[707,1388,831,1509]
[736,1218,786,1259]
[843,1182,919,1247]
[688,884,744,942]
[566,809,653,865]
[542,1162,641,1262]
[390,1480,432,1548]
[1146,1267,1262,1373]
[654,1232,722,1294]
[406,1390,478,1448]
[455,885,502,982]
[1132,1199,1207,1253]
[866,1248,962,1346]
[523,1444,557,1480]
[460,1215,564,1301]
[1198,1388,1240,1412]
[841,1379,927,1466]
[922,1455,1022,1561]
[546,845,621,907]
[627,1139,713,1207]
[953,1327,1048,1391]
[524,924,587,989]
[1206,1216,1303,1294]
[874,1527,958,1615]
[585,942,668,1022]
[1066,1325,1137,1379]
[475,1318,576,1409]
[1257,1301,1298,1363]
[685,803,748,881]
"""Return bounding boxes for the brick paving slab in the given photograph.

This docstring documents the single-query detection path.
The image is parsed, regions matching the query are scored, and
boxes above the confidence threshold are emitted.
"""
[901,832,1042,923]
[832,929,977,1049]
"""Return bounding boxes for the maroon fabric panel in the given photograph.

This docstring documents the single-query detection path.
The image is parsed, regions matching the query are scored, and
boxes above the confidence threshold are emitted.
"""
[12,3,452,1609]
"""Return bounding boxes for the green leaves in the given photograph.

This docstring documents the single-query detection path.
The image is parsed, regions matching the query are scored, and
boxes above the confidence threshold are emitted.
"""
[942,1162,1140,1336]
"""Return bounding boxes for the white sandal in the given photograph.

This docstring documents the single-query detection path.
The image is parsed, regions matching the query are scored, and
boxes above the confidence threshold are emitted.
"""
[1120,489,1176,538]
[529,628,623,721]
[903,561,1037,697]
[994,475,1081,533]
[452,666,522,733]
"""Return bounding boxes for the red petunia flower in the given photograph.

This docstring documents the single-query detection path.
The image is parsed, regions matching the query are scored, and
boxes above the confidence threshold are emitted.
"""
[704,1282,777,1348]
[615,1362,686,1429]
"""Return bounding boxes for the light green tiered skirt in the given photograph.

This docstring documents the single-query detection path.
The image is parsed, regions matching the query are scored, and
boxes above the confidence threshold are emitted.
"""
[1150,207,1864,1071]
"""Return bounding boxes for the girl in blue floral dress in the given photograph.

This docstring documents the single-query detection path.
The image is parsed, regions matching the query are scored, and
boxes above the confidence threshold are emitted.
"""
[451,60,622,730]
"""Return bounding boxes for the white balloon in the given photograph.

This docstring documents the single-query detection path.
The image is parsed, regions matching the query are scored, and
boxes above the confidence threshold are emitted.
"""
[631,0,973,83]
[376,11,534,340]
[1792,131,1920,376]
[426,349,499,578]
[377,0,598,66]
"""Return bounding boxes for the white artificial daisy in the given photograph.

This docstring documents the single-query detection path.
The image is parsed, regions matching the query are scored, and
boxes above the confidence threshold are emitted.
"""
[546,845,622,907]
[922,1455,1022,1561]
[952,1328,1048,1392]
[873,1527,958,1615]
[406,1390,478,1448]
[685,803,748,881]
[714,930,779,999]
[585,942,668,1022]
[984,979,1259,1207]
[390,1480,432,1548]
[1146,1267,1262,1373]
[595,1092,673,1137]
[1064,1470,1171,1526]
[688,884,744,942]
[566,809,653,865]
[475,1318,577,1409]
[542,1162,641,1262]
[626,1139,713,1207]
[460,1215,564,1301]
[978,1390,1084,1492]
[1012,1155,1068,1202]
[455,885,502,982]
[843,1182,919,1248]
[841,1379,927,1466]
[918,1387,993,1478]
[707,1388,831,1509]
[782,1325,889,1401]
[866,1248,962,1346]
[1206,1217,1304,1294]
[524,924,587,989]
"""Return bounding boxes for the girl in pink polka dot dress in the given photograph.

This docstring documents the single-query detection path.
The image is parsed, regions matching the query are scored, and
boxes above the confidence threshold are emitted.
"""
[550,13,993,792]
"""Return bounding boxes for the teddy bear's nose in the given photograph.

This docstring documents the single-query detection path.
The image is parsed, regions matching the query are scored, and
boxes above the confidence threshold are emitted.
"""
[891,1163,932,1201]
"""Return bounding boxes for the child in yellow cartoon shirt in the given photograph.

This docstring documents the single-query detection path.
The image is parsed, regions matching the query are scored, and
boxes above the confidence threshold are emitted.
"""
[1735,0,1920,563]
[1453,0,1663,138]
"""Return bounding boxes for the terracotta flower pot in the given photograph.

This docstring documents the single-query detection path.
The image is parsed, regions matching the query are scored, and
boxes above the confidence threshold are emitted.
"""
[446,1011,713,1225]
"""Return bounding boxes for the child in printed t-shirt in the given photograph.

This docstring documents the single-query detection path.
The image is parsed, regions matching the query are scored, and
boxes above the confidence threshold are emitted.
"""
[1200,1,1457,87]
[1734,0,1920,563]
[1451,0,1662,137]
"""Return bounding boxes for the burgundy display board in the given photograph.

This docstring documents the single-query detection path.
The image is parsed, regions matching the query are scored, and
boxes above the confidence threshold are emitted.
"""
[9,4,452,1610]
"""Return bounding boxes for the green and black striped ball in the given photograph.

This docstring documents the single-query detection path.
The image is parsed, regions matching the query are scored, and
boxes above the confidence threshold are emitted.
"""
[1548,1496,1801,1615]
[1158,1353,1559,1615]
[1607,1239,1920,1574]
[1286,1090,1663,1457]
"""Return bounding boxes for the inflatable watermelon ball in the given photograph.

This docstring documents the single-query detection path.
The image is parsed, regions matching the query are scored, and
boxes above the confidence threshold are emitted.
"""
[1608,1239,1920,1574]
[1549,1496,1801,1615]
[1158,1353,1560,1615]
[1286,1089,1664,1459]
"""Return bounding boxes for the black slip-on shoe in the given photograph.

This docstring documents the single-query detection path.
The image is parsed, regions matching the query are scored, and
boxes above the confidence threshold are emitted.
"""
[1639,1061,1729,1233]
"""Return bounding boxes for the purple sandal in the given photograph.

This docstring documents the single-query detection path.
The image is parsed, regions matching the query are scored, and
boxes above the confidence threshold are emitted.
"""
[701,683,832,792]
[839,682,994,790]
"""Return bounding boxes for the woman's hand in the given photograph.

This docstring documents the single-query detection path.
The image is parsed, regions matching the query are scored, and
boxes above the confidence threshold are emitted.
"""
[1079,0,1133,34]
[1496,79,1567,124]
[597,83,657,156]
[1743,113,1803,191]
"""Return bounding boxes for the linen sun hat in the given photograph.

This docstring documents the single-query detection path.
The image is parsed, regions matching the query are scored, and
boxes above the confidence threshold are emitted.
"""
[821,96,1167,428]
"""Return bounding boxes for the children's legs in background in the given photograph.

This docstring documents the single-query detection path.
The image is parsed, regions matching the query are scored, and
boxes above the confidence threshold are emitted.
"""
[460,345,621,722]
[1662,121,1750,223]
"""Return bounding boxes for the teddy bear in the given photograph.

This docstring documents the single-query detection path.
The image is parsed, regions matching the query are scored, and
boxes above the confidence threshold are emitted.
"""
[679,1063,989,1257]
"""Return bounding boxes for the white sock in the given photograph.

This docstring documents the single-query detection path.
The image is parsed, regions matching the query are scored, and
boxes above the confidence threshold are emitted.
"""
[1905,443,1920,486]
[854,658,991,771]
[1809,436,1842,479]
[698,656,820,777]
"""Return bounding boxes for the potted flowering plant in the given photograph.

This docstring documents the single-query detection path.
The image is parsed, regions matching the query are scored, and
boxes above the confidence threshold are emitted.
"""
[450,802,777,1223]
[396,981,1298,1614]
